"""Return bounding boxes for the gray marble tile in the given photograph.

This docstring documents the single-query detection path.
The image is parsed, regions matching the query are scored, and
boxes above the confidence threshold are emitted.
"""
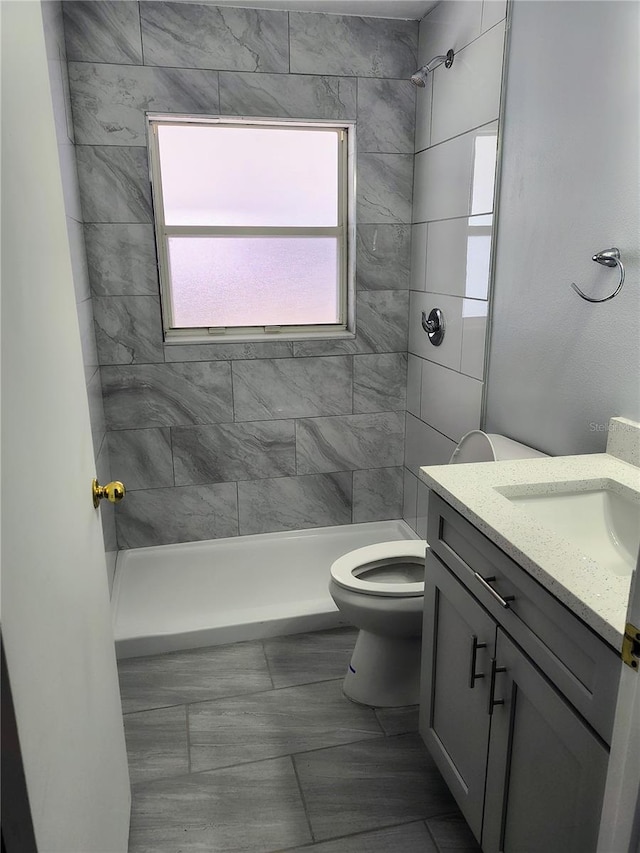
[352,467,404,523]
[293,291,409,356]
[356,224,412,291]
[87,368,107,460]
[189,679,383,772]
[172,420,295,485]
[76,297,99,384]
[294,734,458,840]
[232,356,352,421]
[220,71,356,120]
[101,362,233,430]
[96,436,118,552]
[115,482,238,549]
[357,153,414,224]
[296,412,405,474]
[357,78,416,153]
[106,428,173,490]
[63,0,143,64]
[118,641,271,714]
[426,814,481,851]
[67,217,91,303]
[68,63,220,146]
[140,2,289,72]
[128,757,311,853]
[164,340,293,362]
[374,705,420,736]
[94,296,163,365]
[123,706,188,784]
[353,353,407,413]
[237,472,352,535]
[84,224,158,297]
[283,822,437,853]
[289,12,417,78]
[76,145,152,223]
[263,627,358,689]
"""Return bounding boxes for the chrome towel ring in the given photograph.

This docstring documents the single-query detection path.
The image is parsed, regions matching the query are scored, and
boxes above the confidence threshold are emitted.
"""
[571,248,625,303]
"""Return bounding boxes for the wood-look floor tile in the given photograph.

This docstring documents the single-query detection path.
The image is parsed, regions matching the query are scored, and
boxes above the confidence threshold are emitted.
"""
[123,706,188,784]
[263,628,358,689]
[118,641,272,713]
[426,813,481,851]
[189,679,383,772]
[294,733,457,840]
[128,757,312,853]
[282,821,437,852]
[374,705,420,737]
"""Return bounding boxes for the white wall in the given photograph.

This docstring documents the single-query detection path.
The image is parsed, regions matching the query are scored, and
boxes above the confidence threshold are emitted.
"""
[485,0,640,455]
[404,0,507,534]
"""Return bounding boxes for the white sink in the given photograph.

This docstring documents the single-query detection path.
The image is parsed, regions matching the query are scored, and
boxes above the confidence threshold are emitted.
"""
[504,485,640,577]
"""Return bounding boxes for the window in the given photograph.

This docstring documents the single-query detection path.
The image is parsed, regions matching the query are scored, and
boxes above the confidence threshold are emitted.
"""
[147,116,354,342]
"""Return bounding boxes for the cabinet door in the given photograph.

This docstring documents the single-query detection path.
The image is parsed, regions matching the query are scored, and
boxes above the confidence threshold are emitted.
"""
[420,551,496,841]
[483,629,610,853]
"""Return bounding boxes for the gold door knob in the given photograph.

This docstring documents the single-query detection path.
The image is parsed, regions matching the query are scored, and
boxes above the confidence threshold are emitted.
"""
[92,478,126,509]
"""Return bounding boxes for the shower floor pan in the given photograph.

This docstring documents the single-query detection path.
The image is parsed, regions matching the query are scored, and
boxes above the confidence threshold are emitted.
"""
[111,519,419,659]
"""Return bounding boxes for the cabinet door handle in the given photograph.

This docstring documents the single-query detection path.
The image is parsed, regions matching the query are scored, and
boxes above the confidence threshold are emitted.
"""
[473,572,515,609]
[469,634,487,689]
[487,658,507,715]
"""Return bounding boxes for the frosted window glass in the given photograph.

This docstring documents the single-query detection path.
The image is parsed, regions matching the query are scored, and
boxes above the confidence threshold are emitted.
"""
[158,125,339,227]
[168,237,339,328]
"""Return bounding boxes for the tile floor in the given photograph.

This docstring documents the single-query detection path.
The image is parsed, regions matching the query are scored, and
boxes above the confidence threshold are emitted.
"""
[118,627,481,853]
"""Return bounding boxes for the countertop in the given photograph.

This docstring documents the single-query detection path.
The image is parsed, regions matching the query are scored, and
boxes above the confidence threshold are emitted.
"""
[419,452,640,650]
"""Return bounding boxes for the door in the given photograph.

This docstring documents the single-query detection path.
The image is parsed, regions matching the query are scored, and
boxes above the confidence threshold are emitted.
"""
[483,629,610,853]
[1,3,130,852]
[597,554,640,853]
[420,551,496,841]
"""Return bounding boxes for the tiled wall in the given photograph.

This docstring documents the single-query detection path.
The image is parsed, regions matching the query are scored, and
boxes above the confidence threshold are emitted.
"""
[63,1,417,548]
[402,0,507,536]
[42,1,118,588]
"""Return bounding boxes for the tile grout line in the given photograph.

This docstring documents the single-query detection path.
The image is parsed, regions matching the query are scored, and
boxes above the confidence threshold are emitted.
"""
[261,639,276,690]
[120,672,353,717]
[185,703,192,773]
[289,754,316,845]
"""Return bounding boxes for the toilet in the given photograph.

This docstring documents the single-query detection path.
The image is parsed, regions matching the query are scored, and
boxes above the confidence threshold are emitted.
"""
[329,430,547,707]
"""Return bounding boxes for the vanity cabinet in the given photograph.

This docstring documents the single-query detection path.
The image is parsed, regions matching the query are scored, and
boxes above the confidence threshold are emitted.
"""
[420,493,620,853]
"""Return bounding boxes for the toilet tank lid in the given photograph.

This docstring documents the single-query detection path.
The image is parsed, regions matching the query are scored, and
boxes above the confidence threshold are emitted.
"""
[450,430,547,464]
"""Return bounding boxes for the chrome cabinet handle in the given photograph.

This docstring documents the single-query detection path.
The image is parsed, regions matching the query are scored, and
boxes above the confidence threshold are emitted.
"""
[469,635,487,689]
[473,572,515,609]
[487,658,507,715]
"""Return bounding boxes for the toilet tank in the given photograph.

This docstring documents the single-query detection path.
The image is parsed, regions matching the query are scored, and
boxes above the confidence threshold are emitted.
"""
[449,430,547,464]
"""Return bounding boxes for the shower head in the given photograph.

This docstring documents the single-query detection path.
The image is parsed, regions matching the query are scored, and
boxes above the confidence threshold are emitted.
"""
[410,49,455,87]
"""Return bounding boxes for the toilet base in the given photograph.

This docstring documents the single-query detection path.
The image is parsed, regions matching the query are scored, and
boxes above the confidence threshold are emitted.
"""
[342,629,422,707]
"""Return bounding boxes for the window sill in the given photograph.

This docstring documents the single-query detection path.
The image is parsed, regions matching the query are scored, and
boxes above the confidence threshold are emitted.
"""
[163,329,356,345]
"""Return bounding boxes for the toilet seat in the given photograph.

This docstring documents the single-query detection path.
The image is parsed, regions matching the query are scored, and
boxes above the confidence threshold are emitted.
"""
[330,540,427,597]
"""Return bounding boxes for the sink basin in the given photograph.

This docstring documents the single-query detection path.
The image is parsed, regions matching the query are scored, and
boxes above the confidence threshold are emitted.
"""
[503,484,640,577]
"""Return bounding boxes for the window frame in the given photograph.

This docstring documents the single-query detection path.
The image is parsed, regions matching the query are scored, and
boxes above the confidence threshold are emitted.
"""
[147,114,356,344]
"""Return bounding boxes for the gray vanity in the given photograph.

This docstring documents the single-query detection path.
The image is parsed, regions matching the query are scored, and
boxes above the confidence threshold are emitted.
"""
[420,492,618,852]
[418,419,640,853]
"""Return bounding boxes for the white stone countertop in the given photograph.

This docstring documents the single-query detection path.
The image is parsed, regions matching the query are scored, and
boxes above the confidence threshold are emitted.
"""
[420,452,640,650]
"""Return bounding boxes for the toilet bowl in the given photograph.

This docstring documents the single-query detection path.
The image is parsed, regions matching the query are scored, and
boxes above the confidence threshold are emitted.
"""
[330,430,546,707]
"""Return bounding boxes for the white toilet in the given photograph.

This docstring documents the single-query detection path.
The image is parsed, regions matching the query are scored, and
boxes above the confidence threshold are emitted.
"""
[329,430,547,707]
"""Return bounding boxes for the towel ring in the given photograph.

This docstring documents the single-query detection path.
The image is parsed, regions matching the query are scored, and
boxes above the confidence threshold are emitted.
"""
[571,248,625,303]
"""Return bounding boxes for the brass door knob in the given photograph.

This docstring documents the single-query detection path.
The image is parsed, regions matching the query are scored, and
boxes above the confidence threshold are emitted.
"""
[92,478,126,509]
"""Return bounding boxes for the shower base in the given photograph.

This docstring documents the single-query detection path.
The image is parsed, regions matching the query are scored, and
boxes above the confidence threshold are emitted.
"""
[111,519,418,659]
